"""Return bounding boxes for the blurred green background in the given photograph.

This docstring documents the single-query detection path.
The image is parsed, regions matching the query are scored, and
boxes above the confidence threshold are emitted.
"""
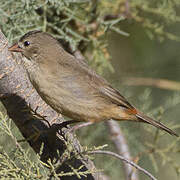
[0,0,180,179]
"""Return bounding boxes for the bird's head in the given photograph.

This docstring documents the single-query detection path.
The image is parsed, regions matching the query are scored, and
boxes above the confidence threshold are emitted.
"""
[8,31,63,71]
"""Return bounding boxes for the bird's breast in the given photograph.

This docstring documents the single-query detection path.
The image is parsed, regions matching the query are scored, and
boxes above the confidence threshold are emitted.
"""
[27,65,115,122]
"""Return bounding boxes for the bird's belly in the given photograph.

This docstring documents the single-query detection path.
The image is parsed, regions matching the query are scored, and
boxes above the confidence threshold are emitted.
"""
[30,73,110,122]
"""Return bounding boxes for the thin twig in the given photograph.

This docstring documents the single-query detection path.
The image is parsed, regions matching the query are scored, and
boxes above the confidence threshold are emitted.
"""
[89,150,157,180]
[124,77,180,91]
[68,122,93,133]
[125,0,131,17]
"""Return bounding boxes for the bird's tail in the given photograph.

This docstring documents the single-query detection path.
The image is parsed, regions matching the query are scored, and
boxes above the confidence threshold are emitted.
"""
[136,111,178,137]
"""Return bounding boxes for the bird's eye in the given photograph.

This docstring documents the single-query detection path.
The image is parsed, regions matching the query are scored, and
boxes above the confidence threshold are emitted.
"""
[24,41,30,47]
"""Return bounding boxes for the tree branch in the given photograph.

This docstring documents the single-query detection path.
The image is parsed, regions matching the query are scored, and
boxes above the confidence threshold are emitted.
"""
[124,77,180,91]
[106,120,139,180]
[89,150,157,180]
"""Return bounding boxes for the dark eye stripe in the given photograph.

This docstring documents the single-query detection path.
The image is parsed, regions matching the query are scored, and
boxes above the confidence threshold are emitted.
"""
[24,41,30,47]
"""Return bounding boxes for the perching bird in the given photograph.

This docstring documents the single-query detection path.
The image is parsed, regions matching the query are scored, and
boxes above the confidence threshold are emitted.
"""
[8,31,178,136]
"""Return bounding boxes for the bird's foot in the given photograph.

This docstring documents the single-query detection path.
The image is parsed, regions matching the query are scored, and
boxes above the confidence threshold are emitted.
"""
[52,120,80,137]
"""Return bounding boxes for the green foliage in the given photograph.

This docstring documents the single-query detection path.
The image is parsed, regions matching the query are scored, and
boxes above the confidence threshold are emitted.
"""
[130,0,180,41]
[1,0,179,74]
[0,0,121,74]
[0,111,48,179]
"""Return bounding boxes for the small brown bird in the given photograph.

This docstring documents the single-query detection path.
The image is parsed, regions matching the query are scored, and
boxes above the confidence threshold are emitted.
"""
[9,31,178,136]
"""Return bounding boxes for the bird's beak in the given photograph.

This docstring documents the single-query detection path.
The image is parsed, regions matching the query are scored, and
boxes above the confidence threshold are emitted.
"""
[8,43,23,52]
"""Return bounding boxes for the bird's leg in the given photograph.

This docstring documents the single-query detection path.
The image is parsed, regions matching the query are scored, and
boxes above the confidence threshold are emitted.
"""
[56,120,80,129]
[17,120,79,143]
[28,105,79,130]
[26,105,51,127]
[22,105,82,141]
[55,120,80,138]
